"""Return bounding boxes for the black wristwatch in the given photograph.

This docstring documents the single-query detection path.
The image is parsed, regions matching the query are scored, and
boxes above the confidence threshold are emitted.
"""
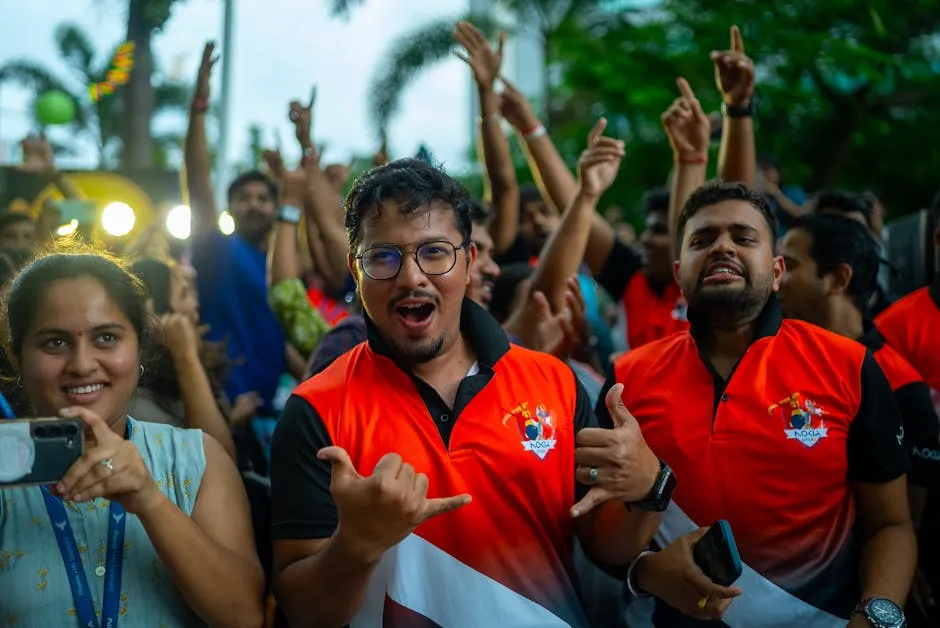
[721,100,755,119]
[853,598,906,628]
[628,458,676,512]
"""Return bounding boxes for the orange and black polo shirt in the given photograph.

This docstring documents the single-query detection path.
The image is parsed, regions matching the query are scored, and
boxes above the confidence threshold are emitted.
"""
[597,296,908,624]
[859,321,940,487]
[270,299,596,627]
[876,276,940,396]
[597,238,688,351]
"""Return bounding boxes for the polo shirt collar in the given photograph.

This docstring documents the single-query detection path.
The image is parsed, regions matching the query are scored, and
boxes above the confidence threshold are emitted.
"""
[364,297,510,369]
[930,274,940,310]
[857,319,885,352]
[688,293,784,346]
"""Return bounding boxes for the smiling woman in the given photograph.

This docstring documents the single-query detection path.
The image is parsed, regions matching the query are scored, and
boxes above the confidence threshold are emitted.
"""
[0,242,264,627]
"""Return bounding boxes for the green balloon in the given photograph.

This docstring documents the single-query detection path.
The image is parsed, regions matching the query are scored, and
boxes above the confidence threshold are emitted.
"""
[36,90,76,125]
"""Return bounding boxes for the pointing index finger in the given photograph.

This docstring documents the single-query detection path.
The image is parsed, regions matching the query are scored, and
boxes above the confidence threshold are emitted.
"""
[676,77,697,103]
[731,25,744,53]
[587,118,607,146]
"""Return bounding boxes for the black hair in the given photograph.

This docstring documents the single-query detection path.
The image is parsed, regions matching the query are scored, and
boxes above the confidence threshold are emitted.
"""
[676,181,776,251]
[131,258,172,314]
[227,170,277,207]
[344,158,473,254]
[0,211,34,235]
[129,257,229,416]
[813,189,872,228]
[468,199,492,227]
[489,262,535,324]
[790,213,880,313]
[2,241,149,360]
[519,183,543,209]
[642,187,670,216]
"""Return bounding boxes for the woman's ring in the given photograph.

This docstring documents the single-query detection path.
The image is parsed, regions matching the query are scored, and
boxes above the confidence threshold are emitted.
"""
[100,458,114,473]
[588,467,598,484]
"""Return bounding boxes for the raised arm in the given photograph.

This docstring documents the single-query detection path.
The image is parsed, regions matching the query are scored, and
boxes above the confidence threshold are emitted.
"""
[455,22,520,255]
[500,78,617,276]
[289,93,349,291]
[184,42,219,236]
[713,26,756,186]
[531,119,624,311]
[663,79,711,258]
[160,313,237,460]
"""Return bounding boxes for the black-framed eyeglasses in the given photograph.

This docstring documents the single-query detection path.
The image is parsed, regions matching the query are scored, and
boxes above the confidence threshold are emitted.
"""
[355,240,469,281]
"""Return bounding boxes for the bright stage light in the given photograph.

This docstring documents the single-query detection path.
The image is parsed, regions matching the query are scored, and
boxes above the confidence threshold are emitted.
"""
[166,204,192,240]
[101,202,136,237]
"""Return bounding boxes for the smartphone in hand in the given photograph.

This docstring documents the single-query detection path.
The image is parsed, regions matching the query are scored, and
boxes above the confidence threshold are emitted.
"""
[0,418,83,488]
[693,519,743,586]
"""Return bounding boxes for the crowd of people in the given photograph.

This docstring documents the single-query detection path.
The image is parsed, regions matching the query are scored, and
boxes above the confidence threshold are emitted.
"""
[0,20,938,628]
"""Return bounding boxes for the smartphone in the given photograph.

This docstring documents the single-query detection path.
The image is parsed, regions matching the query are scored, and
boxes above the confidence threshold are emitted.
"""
[693,519,743,586]
[0,418,83,488]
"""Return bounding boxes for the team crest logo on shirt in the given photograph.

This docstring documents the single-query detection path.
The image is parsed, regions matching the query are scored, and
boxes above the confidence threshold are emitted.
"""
[767,393,828,448]
[502,402,557,460]
[671,296,688,322]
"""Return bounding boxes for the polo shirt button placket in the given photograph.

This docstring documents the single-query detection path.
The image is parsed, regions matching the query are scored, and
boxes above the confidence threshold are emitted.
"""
[440,414,450,423]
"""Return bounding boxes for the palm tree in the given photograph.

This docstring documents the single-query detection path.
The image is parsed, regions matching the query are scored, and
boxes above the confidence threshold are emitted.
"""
[329,0,600,140]
[0,23,189,169]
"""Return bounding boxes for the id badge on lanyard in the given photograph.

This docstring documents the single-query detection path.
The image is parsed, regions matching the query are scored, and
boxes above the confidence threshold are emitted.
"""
[42,486,127,627]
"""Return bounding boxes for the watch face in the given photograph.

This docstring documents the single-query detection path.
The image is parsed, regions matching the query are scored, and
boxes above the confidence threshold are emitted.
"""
[868,598,903,626]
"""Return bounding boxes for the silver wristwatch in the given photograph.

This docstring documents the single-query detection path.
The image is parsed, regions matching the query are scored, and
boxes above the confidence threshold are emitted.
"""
[853,597,906,628]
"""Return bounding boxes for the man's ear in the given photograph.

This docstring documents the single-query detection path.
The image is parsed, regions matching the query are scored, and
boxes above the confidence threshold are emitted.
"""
[827,262,854,297]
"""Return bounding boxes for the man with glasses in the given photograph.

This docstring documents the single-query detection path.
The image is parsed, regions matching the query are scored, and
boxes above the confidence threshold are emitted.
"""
[269,159,677,627]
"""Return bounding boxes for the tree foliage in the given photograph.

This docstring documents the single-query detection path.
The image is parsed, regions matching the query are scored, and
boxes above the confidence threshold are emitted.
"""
[0,23,189,169]
[551,0,940,222]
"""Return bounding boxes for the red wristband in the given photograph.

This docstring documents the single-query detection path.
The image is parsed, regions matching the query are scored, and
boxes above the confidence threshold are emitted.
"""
[675,154,708,165]
[191,97,209,112]
[521,122,544,136]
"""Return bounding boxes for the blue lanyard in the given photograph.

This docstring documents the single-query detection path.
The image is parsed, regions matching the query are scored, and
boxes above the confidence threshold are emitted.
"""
[0,391,14,420]
[41,486,126,628]
[1,394,126,626]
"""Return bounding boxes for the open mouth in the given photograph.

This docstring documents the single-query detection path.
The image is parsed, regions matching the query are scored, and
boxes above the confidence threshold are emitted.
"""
[62,382,109,404]
[394,301,436,332]
[703,262,745,285]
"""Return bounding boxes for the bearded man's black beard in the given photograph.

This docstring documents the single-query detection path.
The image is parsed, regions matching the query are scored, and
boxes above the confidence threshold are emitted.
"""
[686,282,771,332]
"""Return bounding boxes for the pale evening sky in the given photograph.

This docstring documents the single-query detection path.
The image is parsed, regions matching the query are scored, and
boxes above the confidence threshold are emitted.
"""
[0,0,485,177]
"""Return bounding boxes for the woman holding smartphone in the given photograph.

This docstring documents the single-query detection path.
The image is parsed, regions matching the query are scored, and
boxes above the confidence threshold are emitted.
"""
[0,243,264,627]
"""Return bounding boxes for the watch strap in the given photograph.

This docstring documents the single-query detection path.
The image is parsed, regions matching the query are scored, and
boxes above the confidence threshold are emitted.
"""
[721,100,755,119]
[628,458,676,512]
[277,204,303,224]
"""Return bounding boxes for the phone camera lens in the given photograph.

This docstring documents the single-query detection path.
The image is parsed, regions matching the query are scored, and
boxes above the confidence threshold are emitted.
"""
[50,425,62,437]
[65,425,79,436]
[35,426,48,438]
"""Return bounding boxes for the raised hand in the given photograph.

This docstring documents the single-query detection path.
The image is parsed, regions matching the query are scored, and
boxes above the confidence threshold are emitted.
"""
[572,384,661,517]
[578,118,625,197]
[497,77,540,133]
[529,277,591,360]
[634,527,742,620]
[159,313,200,361]
[662,78,711,162]
[319,447,471,561]
[262,148,286,181]
[55,407,163,515]
[289,86,317,150]
[195,41,219,103]
[453,21,505,90]
[711,25,755,108]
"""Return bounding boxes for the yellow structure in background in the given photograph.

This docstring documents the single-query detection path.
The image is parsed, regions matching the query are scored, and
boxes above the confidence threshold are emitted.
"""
[28,171,156,238]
